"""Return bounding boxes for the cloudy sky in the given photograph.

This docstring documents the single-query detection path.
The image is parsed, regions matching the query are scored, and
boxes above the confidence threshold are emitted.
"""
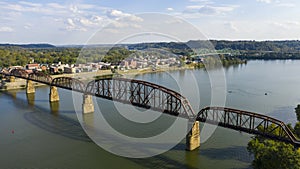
[0,0,299,44]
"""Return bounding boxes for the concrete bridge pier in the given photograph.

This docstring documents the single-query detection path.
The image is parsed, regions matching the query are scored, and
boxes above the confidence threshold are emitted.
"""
[49,86,59,102]
[9,76,15,82]
[26,93,35,106]
[82,94,94,114]
[186,121,200,151]
[50,101,59,115]
[26,80,35,94]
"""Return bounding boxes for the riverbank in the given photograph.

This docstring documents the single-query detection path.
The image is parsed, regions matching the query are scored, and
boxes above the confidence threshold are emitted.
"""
[116,65,194,77]
[0,62,241,91]
[0,78,46,91]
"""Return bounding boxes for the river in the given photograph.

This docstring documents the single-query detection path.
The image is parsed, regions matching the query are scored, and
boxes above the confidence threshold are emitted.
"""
[0,60,300,169]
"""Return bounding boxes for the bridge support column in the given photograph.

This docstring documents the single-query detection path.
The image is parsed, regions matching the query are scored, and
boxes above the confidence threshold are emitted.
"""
[49,86,59,102]
[26,93,35,106]
[26,80,35,94]
[186,121,200,151]
[9,76,15,82]
[82,94,94,114]
[50,102,59,115]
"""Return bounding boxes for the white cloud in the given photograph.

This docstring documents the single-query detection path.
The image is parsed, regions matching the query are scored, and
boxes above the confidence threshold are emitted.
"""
[271,22,289,29]
[256,0,273,3]
[200,6,234,14]
[47,3,65,9]
[256,0,295,7]
[189,0,214,4]
[286,21,300,26]
[0,27,14,32]
[65,18,82,31]
[77,4,96,10]
[107,9,131,18]
[0,11,22,21]
[70,5,80,14]
[107,9,143,22]
[91,15,103,22]
[24,23,32,29]
[184,4,238,16]
[270,21,300,30]
[275,3,295,7]
[167,7,174,11]
[67,18,75,27]
[80,18,95,26]
[65,17,87,31]
[19,1,42,7]
[186,5,202,10]
[0,1,62,15]
[224,22,238,32]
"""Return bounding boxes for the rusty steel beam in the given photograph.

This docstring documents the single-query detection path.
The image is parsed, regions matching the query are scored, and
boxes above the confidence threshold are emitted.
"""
[50,77,86,92]
[197,107,300,147]
[85,77,196,119]
[10,69,29,78]
[28,71,52,85]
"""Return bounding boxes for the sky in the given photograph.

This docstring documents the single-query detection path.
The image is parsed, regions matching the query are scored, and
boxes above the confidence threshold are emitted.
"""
[0,0,300,44]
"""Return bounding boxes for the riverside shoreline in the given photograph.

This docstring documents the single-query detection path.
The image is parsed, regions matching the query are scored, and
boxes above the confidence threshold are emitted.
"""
[0,66,193,91]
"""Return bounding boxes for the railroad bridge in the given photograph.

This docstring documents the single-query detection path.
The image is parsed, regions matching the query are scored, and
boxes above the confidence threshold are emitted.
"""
[1,68,299,150]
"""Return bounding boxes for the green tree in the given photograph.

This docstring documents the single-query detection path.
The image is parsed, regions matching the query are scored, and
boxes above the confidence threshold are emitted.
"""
[248,139,300,169]
[295,105,300,121]
[248,124,300,169]
[294,122,300,138]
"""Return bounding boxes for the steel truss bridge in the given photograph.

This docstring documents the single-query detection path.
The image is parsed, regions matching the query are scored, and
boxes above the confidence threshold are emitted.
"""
[1,69,300,146]
[197,107,300,146]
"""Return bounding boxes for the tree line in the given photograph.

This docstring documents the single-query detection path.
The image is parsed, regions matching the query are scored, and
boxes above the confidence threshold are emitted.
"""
[2,40,300,68]
[247,105,300,169]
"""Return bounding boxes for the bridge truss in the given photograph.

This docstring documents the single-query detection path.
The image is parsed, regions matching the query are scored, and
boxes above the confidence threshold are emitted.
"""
[85,77,195,119]
[197,107,300,146]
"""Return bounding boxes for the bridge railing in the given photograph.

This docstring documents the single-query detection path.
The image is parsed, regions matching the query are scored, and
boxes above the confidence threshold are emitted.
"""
[28,71,52,85]
[197,107,300,146]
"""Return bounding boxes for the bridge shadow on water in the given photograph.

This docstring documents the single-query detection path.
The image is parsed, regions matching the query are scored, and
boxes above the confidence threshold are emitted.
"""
[200,145,253,163]
[131,154,199,169]
[2,90,92,142]
[3,91,204,169]
[23,112,92,142]
[129,144,252,169]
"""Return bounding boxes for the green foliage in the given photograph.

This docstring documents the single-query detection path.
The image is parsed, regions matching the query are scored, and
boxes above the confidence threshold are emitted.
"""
[128,42,193,56]
[0,47,80,67]
[202,55,245,68]
[193,63,204,69]
[293,105,300,138]
[129,40,300,59]
[102,47,134,64]
[288,123,296,133]
[294,122,300,138]
[0,46,134,67]
[295,105,300,121]
[248,123,300,169]
[248,138,300,169]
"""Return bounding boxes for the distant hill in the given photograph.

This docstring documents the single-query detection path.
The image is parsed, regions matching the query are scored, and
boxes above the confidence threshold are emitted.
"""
[0,43,56,48]
[125,40,300,52]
